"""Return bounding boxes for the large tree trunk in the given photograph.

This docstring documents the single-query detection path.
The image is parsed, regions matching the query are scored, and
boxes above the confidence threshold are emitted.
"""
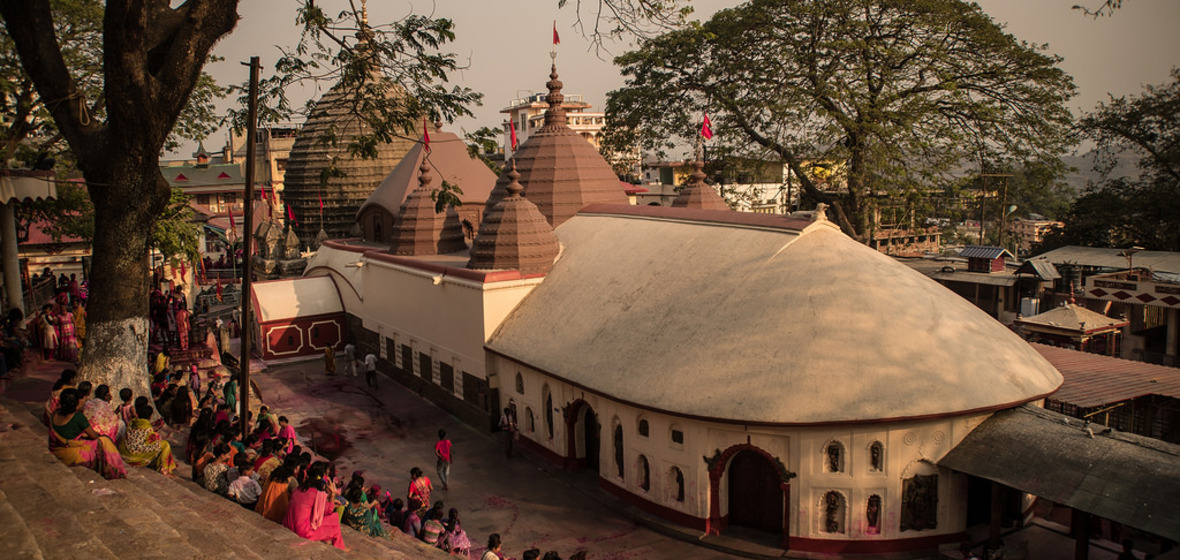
[77,159,169,398]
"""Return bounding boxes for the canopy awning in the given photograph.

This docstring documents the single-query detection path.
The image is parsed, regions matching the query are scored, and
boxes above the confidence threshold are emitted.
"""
[251,276,343,323]
[939,405,1180,541]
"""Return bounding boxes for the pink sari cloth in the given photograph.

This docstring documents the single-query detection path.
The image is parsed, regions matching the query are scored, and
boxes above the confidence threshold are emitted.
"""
[283,487,345,550]
[57,311,79,362]
[48,423,127,480]
[83,399,121,441]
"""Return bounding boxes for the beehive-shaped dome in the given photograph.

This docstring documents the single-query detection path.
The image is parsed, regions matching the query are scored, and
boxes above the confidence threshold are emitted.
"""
[468,162,560,275]
[284,78,416,243]
[386,159,467,256]
[484,61,627,228]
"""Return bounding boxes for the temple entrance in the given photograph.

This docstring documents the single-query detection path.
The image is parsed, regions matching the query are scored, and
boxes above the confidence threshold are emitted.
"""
[565,400,600,471]
[728,450,783,535]
[580,407,600,472]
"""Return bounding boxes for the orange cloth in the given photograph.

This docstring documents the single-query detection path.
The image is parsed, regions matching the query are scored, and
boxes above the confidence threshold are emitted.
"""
[256,478,291,523]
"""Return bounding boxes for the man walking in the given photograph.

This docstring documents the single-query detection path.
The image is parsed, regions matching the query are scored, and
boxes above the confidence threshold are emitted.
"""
[364,352,378,388]
[434,429,452,491]
[344,341,357,377]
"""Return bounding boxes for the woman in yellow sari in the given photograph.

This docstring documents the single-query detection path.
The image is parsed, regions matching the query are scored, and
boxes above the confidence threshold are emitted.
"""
[72,301,86,348]
[118,397,177,476]
[49,388,126,479]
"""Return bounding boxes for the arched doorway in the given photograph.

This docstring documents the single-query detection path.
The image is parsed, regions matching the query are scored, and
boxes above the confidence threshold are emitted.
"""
[581,407,600,472]
[728,450,784,535]
[563,399,599,471]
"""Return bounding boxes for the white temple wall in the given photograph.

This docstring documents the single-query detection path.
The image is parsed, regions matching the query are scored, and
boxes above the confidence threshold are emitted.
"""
[497,355,993,546]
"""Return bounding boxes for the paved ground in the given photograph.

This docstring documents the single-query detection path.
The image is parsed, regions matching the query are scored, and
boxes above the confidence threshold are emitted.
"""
[249,356,742,560]
[3,352,1135,560]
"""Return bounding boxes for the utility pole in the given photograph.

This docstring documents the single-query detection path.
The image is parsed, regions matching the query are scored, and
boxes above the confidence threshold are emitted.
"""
[239,56,260,440]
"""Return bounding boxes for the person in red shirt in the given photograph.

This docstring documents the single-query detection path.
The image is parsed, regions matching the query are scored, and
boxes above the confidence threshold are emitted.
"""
[434,429,452,491]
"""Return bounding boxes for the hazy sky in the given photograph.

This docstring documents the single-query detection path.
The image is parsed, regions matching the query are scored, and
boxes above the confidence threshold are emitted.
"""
[189,0,1180,158]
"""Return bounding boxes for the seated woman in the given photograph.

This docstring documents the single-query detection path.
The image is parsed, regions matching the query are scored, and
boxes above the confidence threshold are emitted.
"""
[341,473,388,539]
[256,456,298,523]
[48,388,126,479]
[44,369,79,422]
[82,384,121,441]
[283,461,346,550]
[118,397,177,476]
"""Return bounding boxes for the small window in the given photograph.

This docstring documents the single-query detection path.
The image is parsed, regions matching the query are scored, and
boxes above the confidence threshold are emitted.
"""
[543,386,554,439]
[638,419,649,437]
[526,406,535,433]
[286,335,294,345]
[312,326,320,337]
[515,372,524,394]
[869,441,884,472]
[670,429,684,444]
[638,455,650,491]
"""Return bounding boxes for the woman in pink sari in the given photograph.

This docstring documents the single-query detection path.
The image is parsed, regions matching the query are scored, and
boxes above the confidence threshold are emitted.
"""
[49,388,126,479]
[82,384,121,441]
[57,307,79,363]
[283,461,346,550]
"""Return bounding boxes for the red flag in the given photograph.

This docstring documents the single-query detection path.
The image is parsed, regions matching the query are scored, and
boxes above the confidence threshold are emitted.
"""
[318,192,324,212]
[701,113,714,140]
[553,21,560,45]
[228,206,236,229]
[510,119,518,150]
[215,278,223,302]
[179,262,187,278]
[287,204,298,225]
[423,117,431,152]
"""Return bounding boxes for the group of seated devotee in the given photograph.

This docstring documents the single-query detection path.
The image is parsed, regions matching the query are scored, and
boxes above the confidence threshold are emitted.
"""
[45,368,176,479]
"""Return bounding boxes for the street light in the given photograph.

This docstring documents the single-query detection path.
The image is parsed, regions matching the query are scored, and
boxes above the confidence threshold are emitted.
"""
[999,204,1018,253]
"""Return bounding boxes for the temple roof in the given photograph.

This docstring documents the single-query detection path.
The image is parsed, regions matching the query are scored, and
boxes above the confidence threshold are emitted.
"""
[1016,303,1129,334]
[485,61,627,228]
[671,160,729,211]
[283,79,417,243]
[358,127,496,220]
[385,159,467,256]
[467,163,560,275]
[487,206,1062,424]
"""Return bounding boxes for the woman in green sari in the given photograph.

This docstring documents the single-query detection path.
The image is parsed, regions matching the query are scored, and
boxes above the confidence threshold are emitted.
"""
[118,397,177,476]
[341,474,388,539]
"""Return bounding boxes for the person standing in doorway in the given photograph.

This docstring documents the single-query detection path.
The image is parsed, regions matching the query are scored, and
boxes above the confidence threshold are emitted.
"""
[364,353,377,389]
[498,407,517,459]
[434,429,452,491]
[344,342,357,377]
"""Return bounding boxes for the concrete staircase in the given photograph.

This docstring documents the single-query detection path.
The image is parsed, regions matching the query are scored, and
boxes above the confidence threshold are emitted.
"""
[0,398,448,560]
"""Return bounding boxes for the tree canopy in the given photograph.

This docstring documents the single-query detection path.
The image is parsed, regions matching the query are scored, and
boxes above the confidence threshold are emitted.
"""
[1037,69,1180,252]
[605,0,1077,242]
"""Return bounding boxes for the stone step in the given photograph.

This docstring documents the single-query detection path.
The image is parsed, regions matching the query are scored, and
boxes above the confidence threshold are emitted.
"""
[0,487,45,560]
[0,424,118,560]
[116,469,252,560]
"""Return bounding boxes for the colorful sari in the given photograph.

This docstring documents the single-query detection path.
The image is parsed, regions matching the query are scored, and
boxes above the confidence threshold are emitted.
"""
[118,418,177,475]
[256,477,292,523]
[342,491,389,538]
[48,412,126,479]
[57,311,79,362]
[284,487,346,550]
[83,398,120,441]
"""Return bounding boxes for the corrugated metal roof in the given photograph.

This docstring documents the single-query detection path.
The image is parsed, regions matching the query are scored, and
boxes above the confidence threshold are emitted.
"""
[959,245,1013,260]
[1015,258,1061,280]
[1035,343,1180,407]
[1017,303,1128,334]
[928,270,1018,287]
[1033,245,1180,274]
[940,405,1180,541]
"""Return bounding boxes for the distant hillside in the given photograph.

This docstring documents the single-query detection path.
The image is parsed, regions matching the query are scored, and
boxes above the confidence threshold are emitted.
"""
[1061,149,1141,194]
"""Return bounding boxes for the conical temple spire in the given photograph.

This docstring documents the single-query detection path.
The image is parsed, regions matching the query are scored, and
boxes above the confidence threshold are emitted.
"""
[386,158,467,256]
[542,55,567,130]
[671,159,730,211]
[467,161,560,275]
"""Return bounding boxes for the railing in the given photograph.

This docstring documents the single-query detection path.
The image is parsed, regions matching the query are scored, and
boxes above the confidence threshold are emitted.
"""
[22,277,57,312]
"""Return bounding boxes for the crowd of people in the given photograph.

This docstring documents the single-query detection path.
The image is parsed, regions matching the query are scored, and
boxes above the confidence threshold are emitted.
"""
[23,268,593,559]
